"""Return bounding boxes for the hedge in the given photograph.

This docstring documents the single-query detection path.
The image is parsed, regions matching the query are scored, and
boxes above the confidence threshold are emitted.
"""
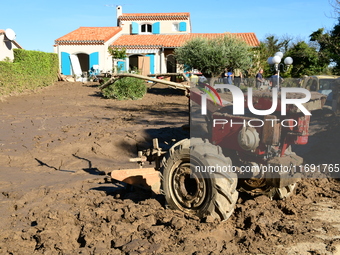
[0,49,59,96]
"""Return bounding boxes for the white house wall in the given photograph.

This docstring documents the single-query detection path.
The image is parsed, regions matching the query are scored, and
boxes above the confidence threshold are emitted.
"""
[54,32,122,74]
[119,19,191,34]
[0,34,15,61]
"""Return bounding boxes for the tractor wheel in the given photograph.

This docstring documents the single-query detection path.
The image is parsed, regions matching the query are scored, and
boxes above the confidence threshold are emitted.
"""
[160,138,238,221]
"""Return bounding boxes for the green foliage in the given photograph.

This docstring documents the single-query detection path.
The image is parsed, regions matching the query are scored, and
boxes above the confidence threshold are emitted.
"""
[257,35,293,77]
[258,33,335,78]
[108,47,127,60]
[174,35,252,82]
[108,47,127,73]
[327,0,340,68]
[308,16,340,75]
[102,77,146,100]
[0,49,58,96]
[285,41,328,77]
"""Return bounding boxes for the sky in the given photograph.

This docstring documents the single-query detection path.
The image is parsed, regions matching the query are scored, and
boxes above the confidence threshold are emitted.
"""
[0,0,338,53]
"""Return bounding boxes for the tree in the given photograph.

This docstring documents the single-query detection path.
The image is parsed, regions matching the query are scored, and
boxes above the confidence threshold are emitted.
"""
[330,19,340,73]
[257,35,292,77]
[330,0,340,15]
[310,18,340,74]
[174,35,253,85]
[108,47,127,73]
[285,41,329,77]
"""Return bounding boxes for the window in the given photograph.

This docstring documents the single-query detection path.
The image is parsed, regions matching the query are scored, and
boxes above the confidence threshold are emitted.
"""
[172,23,179,32]
[319,79,334,90]
[141,24,152,33]
[173,22,187,32]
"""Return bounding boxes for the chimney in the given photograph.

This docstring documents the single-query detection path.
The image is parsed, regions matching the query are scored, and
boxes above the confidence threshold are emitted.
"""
[116,5,122,26]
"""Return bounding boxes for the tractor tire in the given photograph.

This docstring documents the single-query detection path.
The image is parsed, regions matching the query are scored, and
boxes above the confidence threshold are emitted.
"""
[160,138,238,221]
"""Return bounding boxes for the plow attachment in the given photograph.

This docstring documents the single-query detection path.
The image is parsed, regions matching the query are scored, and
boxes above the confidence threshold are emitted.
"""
[111,167,161,194]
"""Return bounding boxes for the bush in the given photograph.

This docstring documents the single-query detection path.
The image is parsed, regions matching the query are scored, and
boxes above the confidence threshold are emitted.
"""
[0,49,58,96]
[102,77,147,100]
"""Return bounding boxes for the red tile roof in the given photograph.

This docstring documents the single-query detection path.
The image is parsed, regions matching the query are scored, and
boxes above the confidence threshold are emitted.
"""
[55,27,122,45]
[119,12,190,21]
[0,29,5,34]
[112,33,260,48]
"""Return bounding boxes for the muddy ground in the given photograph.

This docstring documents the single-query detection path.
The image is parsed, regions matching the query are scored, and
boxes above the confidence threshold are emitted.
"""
[1,81,340,254]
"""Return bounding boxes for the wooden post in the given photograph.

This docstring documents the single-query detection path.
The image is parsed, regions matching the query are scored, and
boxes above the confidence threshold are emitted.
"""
[99,73,190,91]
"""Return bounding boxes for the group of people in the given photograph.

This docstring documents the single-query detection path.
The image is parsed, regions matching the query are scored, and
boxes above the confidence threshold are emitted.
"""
[221,68,243,87]
[220,67,284,90]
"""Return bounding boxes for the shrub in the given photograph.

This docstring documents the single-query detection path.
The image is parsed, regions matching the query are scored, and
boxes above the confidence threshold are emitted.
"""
[102,77,147,100]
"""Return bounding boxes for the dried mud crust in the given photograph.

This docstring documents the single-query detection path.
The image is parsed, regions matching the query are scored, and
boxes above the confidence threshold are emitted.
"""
[0,81,340,254]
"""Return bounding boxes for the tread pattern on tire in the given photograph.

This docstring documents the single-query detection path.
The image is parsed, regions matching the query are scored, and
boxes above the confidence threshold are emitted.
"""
[160,138,238,221]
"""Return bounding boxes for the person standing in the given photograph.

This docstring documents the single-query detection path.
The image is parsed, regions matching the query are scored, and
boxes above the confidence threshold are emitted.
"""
[221,68,229,84]
[256,68,264,89]
[270,71,284,89]
[227,69,233,84]
[234,68,242,87]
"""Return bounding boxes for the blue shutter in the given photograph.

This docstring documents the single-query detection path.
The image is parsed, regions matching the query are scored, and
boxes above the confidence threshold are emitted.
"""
[132,22,139,34]
[90,52,99,74]
[117,61,126,72]
[179,22,187,32]
[146,54,155,74]
[152,22,160,34]
[61,52,71,75]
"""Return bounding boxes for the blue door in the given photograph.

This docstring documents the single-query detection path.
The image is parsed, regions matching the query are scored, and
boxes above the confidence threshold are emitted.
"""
[61,52,71,75]
[90,52,99,74]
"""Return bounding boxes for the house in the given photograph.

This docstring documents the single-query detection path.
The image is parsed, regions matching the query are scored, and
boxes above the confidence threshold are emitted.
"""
[113,33,260,75]
[54,27,122,76]
[54,6,259,76]
[0,29,23,61]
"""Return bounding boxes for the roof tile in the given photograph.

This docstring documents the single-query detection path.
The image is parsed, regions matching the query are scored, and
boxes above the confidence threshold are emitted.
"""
[119,12,190,21]
[112,33,260,48]
[55,27,122,45]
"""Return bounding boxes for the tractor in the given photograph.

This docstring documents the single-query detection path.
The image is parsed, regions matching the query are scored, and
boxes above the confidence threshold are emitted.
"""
[108,76,326,222]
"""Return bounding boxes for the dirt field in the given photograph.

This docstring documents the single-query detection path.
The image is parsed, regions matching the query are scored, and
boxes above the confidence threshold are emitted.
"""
[1,81,340,254]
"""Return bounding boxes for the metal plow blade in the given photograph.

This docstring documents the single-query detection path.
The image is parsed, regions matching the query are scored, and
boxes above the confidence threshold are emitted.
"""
[110,168,161,194]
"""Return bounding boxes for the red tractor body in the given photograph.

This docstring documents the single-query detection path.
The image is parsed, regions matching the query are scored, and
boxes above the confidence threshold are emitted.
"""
[190,88,326,191]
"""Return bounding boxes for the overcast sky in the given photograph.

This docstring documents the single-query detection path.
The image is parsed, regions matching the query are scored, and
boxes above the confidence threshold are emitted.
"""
[0,0,338,53]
